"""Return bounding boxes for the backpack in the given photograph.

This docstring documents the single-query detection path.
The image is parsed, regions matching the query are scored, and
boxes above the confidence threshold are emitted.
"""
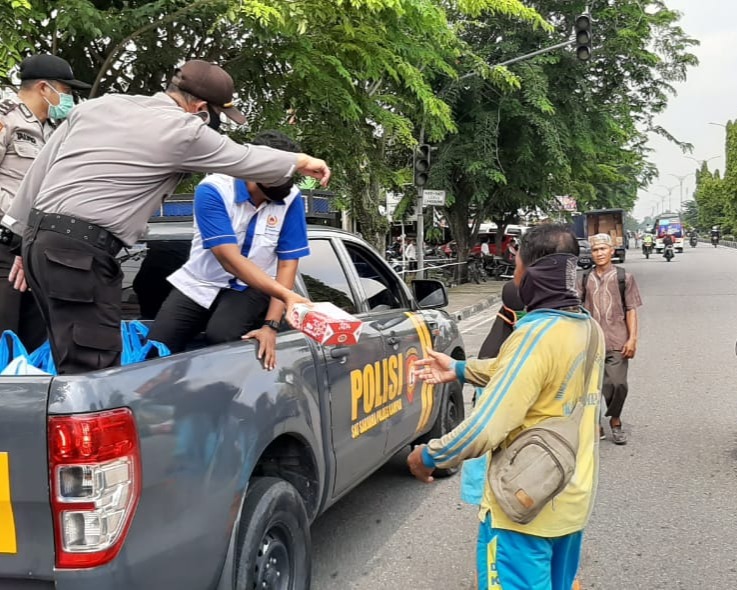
[489,319,600,524]
[581,266,626,311]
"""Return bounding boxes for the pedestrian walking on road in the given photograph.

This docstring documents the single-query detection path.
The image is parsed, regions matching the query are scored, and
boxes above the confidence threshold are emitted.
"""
[1,60,330,375]
[408,224,604,590]
[579,233,642,445]
[0,54,90,350]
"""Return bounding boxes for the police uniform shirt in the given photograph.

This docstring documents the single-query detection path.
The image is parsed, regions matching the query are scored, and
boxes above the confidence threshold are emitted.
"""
[0,95,53,216]
[2,92,298,246]
[168,174,310,309]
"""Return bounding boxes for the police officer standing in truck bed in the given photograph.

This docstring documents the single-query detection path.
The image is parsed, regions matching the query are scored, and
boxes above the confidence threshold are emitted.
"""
[0,54,90,350]
[1,60,330,375]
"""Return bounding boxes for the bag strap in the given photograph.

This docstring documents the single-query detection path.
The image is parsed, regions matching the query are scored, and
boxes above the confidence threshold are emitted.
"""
[616,266,627,311]
[580,269,592,304]
[569,320,600,424]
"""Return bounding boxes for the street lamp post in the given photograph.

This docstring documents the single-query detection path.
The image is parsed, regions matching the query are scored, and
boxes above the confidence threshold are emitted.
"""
[668,173,695,210]
[685,154,720,169]
[655,184,679,213]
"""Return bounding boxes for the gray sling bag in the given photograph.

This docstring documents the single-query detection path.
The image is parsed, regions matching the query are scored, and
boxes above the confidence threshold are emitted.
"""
[489,320,599,524]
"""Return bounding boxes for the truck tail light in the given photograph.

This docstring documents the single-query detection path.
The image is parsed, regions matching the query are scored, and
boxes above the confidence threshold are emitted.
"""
[48,408,141,569]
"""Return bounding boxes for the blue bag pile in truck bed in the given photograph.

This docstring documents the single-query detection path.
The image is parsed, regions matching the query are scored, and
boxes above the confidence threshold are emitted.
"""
[0,321,170,376]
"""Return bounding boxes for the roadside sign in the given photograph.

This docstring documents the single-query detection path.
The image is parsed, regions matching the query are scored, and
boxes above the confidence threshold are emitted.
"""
[423,190,446,207]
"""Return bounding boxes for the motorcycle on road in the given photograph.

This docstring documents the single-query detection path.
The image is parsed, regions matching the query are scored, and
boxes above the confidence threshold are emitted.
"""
[712,235,719,248]
[664,244,675,262]
[642,242,653,259]
[690,235,698,248]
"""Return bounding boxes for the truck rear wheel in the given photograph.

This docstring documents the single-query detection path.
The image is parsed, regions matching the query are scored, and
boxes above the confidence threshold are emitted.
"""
[235,477,311,590]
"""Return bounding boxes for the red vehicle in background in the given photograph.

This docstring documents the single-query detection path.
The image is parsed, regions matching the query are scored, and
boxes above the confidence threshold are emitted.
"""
[470,232,515,257]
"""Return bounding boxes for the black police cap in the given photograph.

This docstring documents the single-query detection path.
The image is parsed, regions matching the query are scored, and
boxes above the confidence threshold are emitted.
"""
[19,54,91,90]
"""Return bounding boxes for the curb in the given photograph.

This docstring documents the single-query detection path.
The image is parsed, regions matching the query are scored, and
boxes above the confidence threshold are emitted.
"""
[450,292,503,322]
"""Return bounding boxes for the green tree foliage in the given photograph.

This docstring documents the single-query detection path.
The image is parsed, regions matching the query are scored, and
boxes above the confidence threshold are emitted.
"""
[1,0,544,249]
[694,120,737,234]
[430,0,698,261]
[681,199,698,230]
[0,0,33,78]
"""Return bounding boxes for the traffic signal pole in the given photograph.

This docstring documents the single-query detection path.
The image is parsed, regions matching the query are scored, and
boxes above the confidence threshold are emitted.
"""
[489,38,576,69]
[416,186,425,279]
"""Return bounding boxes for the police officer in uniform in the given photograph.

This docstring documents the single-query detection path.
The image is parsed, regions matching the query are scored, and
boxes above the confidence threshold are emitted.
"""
[1,60,329,375]
[0,54,90,349]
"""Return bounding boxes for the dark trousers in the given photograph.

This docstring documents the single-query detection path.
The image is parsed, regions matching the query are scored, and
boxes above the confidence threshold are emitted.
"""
[602,351,629,419]
[23,230,123,375]
[0,243,46,351]
[148,286,271,354]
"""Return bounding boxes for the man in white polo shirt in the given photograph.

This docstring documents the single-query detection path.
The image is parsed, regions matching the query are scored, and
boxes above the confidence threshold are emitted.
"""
[148,130,309,369]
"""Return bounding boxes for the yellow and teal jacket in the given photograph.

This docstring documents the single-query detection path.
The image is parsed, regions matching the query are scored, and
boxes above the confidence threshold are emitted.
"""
[422,308,605,537]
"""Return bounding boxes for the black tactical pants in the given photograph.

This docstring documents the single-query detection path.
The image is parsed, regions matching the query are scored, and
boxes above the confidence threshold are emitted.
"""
[148,286,271,354]
[23,230,123,375]
[0,242,46,351]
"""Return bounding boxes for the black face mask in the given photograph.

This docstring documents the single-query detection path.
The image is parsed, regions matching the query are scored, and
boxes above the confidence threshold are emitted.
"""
[257,181,293,202]
[206,105,222,132]
[518,253,581,312]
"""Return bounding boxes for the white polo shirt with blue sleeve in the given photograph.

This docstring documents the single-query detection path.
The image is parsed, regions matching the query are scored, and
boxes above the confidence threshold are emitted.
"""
[167,173,310,309]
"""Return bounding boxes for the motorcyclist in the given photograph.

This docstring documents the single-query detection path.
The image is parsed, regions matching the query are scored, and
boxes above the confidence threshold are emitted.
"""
[642,233,654,255]
[663,233,675,258]
[711,226,720,246]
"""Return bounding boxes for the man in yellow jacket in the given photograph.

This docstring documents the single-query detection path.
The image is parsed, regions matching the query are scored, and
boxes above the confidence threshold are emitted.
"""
[409,223,604,590]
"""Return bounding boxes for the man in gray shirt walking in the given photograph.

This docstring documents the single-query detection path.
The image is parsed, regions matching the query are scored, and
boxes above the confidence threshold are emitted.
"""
[1,60,330,374]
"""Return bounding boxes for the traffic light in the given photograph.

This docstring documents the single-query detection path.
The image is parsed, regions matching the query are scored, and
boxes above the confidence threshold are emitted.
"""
[413,144,431,187]
[574,14,592,61]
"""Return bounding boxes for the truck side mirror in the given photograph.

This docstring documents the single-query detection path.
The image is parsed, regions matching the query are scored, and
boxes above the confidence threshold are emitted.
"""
[411,279,448,309]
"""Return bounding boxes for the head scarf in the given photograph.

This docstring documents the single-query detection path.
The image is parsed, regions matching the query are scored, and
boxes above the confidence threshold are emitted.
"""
[518,253,581,311]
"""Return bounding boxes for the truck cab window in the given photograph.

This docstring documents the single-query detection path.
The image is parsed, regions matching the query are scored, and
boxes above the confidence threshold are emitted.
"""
[299,239,358,314]
[344,243,404,311]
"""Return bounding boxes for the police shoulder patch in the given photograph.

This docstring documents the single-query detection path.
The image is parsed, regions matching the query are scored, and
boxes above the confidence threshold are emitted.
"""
[0,99,17,117]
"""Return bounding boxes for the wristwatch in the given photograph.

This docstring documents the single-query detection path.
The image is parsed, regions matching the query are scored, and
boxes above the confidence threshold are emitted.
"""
[263,320,281,332]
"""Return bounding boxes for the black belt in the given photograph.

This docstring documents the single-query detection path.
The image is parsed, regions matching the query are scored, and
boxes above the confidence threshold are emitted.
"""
[0,226,14,246]
[29,209,124,256]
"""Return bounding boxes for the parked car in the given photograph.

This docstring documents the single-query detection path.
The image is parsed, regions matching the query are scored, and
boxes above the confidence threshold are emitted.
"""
[0,224,466,590]
[577,238,593,269]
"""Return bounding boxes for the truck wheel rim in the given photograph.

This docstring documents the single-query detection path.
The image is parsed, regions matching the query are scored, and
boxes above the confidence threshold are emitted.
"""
[254,528,291,589]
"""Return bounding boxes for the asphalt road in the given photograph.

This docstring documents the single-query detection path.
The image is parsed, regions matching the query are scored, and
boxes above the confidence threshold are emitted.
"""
[311,243,737,590]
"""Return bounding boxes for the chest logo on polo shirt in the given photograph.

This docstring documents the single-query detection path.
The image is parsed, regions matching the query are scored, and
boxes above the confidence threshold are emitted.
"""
[266,215,279,228]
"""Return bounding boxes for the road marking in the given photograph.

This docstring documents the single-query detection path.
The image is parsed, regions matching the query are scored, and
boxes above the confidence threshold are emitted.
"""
[461,315,495,334]
[0,452,17,554]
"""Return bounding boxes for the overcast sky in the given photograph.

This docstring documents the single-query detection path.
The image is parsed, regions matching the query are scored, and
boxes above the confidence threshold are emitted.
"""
[632,0,736,220]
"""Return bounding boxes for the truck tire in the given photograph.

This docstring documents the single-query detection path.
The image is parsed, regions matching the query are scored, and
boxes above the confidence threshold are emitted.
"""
[414,382,465,478]
[235,477,311,590]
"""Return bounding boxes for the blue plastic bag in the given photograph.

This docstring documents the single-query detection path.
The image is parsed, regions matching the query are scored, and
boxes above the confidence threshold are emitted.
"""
[460,453,489,506]
[0,322,170,375]
[121,321,171,364]
[460,386,489,506]
[0,330,30,370]
[29,341,56,375]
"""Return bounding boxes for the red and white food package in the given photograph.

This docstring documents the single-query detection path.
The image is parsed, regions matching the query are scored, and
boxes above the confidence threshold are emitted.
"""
[291,303,363,346]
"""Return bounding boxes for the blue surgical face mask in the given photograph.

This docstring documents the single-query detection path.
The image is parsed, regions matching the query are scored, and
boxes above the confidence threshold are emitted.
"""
[45,84,74,120]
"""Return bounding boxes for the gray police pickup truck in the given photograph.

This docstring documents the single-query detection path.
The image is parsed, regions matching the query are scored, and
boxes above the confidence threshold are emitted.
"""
[0,223,465,589]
